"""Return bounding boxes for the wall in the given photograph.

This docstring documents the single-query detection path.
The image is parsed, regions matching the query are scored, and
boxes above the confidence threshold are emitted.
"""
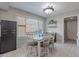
[46,17,64,43]
[0,2,9,11]
[46,9,79,46]
[0,7,46,48]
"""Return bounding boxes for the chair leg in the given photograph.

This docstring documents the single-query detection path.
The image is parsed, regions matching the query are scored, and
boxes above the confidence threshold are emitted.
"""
[36,46,38,56]
[43,47,50,56]
[49,44,54,53]
[34,46,38,56]
[47,47,50,56]
[27,46,32,56]
[52,43,54,50]
[31,46,38,57]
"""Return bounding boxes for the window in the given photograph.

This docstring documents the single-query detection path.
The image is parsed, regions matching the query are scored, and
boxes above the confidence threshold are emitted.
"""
[26,19,38,32]
[26,18,43,36]
[16,14,44,37]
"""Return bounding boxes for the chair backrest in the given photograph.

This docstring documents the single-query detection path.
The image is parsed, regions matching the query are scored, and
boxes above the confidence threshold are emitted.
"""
[43,39,50,47]
[44,32,55,44]
[49,33,55,43]
[42,35,52,46]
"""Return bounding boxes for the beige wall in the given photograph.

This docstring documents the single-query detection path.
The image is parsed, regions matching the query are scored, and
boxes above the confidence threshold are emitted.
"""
[0,7,46,48]
[46,9,79,46]
[46,17,64,43]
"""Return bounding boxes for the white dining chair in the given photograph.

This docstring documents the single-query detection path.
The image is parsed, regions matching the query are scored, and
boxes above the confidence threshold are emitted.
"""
[42,32,55,54]
[49,33,55,53]
[40,35,52,56]
[26,32,38,56]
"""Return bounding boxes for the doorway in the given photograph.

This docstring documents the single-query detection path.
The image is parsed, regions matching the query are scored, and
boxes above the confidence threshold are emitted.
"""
[64,16,77,44]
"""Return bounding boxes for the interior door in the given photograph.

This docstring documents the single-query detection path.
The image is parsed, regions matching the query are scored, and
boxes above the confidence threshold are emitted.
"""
[67,20,77,40]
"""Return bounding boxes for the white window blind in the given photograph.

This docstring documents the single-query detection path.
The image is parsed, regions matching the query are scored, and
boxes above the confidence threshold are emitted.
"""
[26,19,38,32]
[26,18,43,34]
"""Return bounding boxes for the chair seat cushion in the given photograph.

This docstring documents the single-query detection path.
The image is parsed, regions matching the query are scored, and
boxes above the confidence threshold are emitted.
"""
[28,41,38,46]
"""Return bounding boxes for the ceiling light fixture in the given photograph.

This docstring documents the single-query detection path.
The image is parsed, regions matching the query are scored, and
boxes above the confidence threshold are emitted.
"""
[43,3,54,14]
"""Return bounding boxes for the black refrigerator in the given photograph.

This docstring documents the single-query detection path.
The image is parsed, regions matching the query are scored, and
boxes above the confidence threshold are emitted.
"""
[0,20,16,54]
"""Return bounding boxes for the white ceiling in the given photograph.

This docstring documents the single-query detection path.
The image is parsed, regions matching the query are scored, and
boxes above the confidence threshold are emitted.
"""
[1,2,79,18]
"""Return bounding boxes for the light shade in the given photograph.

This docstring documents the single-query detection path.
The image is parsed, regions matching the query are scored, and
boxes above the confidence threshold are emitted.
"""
[43,6,54,14]
[44,9,53,14]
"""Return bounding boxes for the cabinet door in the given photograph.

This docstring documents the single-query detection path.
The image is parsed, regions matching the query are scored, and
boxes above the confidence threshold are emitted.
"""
[8,21,16,51]
[1,20,9,53]
[0,20,16,53]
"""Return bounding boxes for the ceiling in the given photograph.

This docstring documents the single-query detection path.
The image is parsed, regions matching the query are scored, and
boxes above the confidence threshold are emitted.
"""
[1,2,79,18]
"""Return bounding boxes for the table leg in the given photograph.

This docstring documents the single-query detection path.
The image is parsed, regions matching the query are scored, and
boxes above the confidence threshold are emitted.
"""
[38,41,41,57]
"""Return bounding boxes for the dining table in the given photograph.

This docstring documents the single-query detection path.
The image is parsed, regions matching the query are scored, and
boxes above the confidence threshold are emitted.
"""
[33,35,52,57]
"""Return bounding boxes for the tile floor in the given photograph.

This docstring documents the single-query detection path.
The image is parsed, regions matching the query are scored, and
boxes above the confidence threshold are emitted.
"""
[0,42,79,57]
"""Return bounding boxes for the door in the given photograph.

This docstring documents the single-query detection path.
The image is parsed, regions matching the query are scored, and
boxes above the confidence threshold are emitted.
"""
[64,21,67,42]
[64,16,77,43]
[0,20,16,53]
[67,20,77,40]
